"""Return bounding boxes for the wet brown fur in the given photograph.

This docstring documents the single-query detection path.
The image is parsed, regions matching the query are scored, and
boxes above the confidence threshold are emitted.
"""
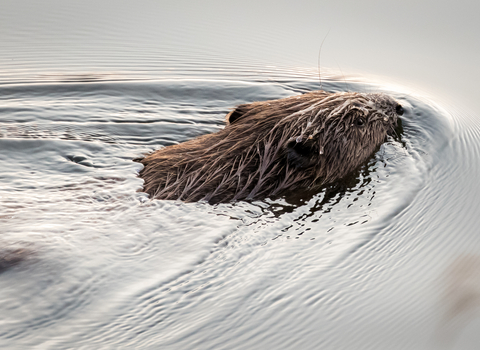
[136,90,402,203]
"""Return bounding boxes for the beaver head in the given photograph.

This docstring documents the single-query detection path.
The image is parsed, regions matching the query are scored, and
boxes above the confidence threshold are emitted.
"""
[138,91,403,203]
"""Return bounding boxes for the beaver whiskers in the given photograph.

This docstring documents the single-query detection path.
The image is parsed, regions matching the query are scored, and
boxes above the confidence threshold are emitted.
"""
[136,90,404,203]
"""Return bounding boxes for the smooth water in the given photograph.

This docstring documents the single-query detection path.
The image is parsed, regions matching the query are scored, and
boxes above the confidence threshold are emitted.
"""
[2,1,480,350]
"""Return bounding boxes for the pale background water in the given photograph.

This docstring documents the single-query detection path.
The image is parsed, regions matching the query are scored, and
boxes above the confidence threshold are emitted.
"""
[1,1,480,349]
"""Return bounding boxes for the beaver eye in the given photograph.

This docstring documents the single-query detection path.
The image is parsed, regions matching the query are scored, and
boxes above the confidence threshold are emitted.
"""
[396,104,404,116]
[354,117,366,127]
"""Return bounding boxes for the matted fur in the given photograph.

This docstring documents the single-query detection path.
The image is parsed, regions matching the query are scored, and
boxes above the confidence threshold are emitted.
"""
[136,90,402,203]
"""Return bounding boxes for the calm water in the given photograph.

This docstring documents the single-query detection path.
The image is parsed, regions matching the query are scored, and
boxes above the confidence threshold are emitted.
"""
[1,1,480,350]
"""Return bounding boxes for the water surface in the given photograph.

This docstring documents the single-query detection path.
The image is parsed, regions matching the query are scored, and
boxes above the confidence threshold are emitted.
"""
[1,1,480,349]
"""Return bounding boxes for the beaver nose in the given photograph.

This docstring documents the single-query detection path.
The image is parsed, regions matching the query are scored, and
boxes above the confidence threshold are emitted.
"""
[396,104,404,116]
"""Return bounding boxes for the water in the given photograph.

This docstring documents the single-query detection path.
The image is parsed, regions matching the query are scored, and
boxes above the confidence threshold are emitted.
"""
[2,1,480,349]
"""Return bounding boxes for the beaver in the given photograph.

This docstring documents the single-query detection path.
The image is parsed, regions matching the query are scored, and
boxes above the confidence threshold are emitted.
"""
[136,90,404,204]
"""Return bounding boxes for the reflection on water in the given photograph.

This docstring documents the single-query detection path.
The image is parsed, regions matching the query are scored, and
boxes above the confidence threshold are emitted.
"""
[0,72,464,349]
[437,255,480,349]
[0,247,32,273]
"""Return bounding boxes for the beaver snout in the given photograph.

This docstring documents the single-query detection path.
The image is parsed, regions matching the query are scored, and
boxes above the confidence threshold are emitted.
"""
[396,104,404,116]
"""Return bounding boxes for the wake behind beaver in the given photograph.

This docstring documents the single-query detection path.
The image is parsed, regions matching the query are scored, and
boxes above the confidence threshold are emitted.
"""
[136,90,404,204]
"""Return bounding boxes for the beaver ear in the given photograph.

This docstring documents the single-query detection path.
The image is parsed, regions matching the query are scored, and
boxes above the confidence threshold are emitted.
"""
[285,139,317,169]
[226,104,250,125]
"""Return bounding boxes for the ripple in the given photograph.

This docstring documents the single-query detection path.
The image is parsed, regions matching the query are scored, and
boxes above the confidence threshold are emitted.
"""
[0,64,475,349]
